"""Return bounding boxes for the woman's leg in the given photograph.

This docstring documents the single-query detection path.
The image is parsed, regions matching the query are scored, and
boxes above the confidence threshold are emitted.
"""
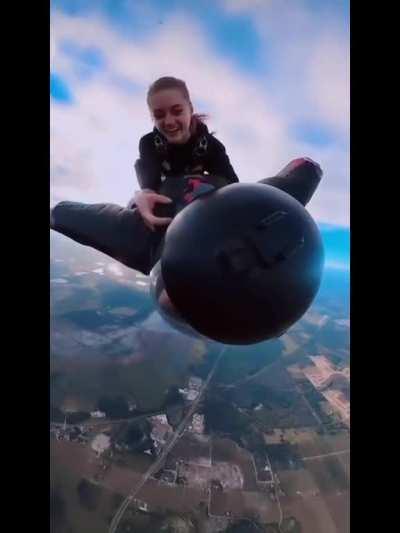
[258,158,322,206]
[50,201,164,275]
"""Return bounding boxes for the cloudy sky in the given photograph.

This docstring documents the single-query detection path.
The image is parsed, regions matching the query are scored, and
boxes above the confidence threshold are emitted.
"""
[50,0,349,228]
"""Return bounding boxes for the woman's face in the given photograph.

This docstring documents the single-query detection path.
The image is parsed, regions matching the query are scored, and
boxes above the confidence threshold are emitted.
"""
[148,88,193,144]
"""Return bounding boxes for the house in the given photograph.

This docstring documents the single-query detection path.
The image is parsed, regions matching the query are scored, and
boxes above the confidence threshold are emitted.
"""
[191,414,205,434]
[134,499,148,512]
[149,416,173,445]
[90,410,106,418]
[188,376,203,391]
[179,388,199,401]
[91,433,111,455]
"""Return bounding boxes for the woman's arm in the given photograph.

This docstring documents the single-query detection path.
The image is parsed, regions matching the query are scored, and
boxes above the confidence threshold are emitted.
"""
[128,134,162,209]
[129,135,173,229]
[135,134,162,191]
[207,137,239,184]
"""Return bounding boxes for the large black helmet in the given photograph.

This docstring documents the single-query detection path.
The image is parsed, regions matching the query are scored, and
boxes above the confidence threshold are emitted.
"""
[158,182,324,345]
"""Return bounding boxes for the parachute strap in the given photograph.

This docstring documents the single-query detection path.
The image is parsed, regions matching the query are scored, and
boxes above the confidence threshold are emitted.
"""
[154,133,167,155]
[153,131,209,159]
[153,132,169,171]
[193,135,208,158]
[188,136,208,173]
[153,131,209,175]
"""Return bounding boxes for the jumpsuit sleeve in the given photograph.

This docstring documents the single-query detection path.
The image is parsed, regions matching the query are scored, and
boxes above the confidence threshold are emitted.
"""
[207,137,239,184]
[135,135,162,192]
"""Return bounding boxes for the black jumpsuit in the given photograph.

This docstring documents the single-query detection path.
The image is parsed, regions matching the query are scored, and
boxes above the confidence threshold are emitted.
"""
[50,124,322,275]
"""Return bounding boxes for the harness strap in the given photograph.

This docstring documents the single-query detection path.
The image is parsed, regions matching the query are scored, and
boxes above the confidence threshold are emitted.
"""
[153,131,209,174]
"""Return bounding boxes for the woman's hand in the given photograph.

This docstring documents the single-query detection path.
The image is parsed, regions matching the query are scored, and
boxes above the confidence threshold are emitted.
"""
[134,189,173,231]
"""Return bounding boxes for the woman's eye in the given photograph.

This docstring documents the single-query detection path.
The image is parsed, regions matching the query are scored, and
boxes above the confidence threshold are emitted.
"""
[172,109,182,116]
[154,112,165,119]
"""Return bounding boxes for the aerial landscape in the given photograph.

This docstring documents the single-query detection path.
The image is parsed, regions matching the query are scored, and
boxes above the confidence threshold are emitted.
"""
[50,229,350,533]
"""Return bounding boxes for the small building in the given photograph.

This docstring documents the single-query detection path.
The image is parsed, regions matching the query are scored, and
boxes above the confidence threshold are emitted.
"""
[128,401,137,412]
[150,416,173,445]
[179,388,199,401]
[187,389,199,401]
[191,413,205,434]
[151,424,170,444]
[211,479,223,491]
[134,499,148,512]
[188,376,203,391]
[68,426,82,441]
[159,469,176,484]
[90,410,106,418]
[91,433,111,455]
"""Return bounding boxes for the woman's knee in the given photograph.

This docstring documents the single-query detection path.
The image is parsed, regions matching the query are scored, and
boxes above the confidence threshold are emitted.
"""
[259,158,322,206]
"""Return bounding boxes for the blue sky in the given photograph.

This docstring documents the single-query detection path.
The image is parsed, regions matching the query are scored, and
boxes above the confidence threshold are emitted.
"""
[319,223,350,271]
[50,0,349,267]
[53,0,266,73]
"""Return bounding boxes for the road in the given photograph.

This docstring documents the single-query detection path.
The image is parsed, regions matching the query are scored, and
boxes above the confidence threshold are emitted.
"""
[108,346,227,533]
[301,449,350,461]
[51,405,183,430]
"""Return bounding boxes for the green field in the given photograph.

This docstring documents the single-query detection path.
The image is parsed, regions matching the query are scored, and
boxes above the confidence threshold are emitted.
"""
[50,441,119,533]
[51,332,210,412]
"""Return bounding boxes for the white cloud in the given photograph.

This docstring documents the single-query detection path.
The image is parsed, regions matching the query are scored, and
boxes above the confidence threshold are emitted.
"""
[220,0,272,13]
[325,260,350,272]
[50,6,349,225]
[306,36,349,135]
[107,263,124,277]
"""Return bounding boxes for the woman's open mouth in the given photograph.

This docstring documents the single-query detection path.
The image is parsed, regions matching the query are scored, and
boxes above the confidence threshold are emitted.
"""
[165,128,180,136]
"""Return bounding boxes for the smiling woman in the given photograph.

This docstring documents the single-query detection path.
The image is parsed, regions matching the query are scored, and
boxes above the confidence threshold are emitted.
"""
[50,75,240,274]
[146,76,208,144]
[149,91,193,145]
[50,75,323,281]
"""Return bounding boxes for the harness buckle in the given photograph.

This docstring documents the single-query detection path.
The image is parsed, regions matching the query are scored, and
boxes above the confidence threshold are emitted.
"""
[194,135,208,157]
